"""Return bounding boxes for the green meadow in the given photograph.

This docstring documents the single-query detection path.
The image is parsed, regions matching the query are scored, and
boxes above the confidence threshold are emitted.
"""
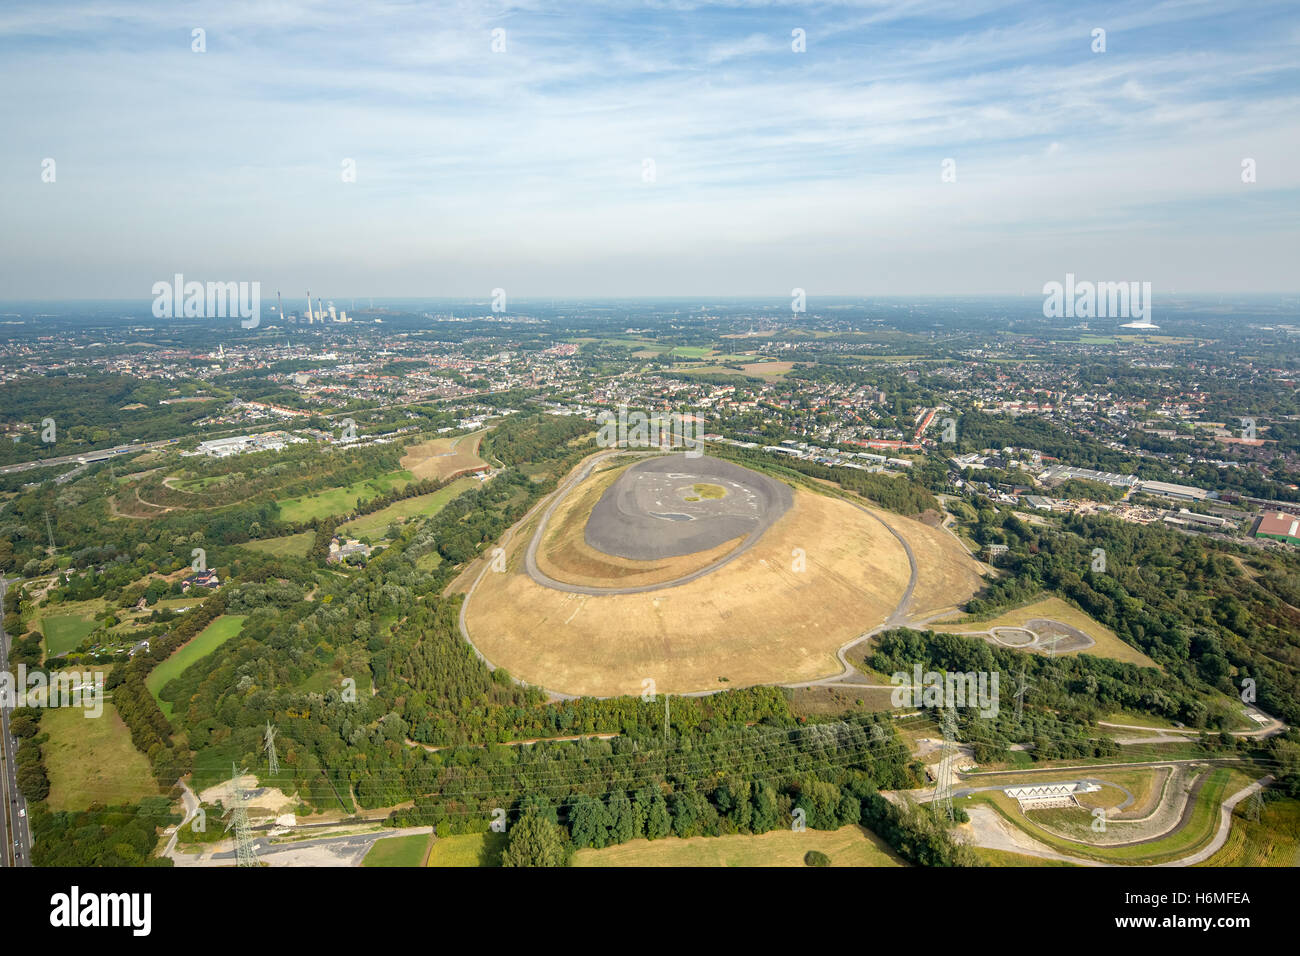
[147,614,247,718]
[277,471,413,523]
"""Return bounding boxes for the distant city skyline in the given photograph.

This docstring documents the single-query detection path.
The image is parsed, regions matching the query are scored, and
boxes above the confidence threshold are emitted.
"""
[2,0,1298,298]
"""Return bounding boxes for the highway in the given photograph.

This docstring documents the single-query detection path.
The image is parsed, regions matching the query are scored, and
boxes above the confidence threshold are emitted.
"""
[0,440,177,476]
[0,577,33,867]
[0,386,517,478]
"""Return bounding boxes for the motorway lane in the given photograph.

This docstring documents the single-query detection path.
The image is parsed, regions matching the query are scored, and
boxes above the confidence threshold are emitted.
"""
[0,577,32,866]
[0,441,168,476]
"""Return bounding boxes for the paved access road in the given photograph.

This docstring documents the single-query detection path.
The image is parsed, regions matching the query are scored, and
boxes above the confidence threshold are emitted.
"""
[0,577,32,867]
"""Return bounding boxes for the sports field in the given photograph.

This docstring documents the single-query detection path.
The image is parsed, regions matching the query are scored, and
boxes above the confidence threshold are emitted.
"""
[571,824,904,867]
[41,612,99,656]
[147,614,247,718]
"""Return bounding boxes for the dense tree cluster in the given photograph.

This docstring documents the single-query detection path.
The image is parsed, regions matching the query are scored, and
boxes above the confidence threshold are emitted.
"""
[964,510,1300,726]
[30,797,177,867]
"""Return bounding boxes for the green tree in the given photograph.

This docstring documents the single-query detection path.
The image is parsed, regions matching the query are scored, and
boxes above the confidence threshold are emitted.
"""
[751,781,779,833]
[569,793,614,849]
[501,810,568,867]
[608,789,637,844]
[645,791,671,840]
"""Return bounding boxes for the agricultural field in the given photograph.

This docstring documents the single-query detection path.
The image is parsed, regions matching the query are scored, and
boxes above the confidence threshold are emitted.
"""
[571,824,904,867]
[630,344,713,359]
[566,335,656,350]
[362,832,432,867]
[676,361,795,381]
[400,430,488,482]
[425,831,508,867]
[147,614,247,718]
[241,530,315,558]
[338,476,479,540]
[276,471,412,523]
[42,698,158,811]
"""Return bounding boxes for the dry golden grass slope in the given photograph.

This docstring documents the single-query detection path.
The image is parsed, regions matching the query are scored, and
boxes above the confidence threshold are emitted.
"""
[944,595,1156,667]
[572,824,904,867]
[466,470,983,696]
[890,515,987,619]
[401,430,487,481]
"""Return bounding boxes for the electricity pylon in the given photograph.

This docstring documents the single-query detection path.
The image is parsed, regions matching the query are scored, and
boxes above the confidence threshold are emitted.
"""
[1014,665,1033,725]
[264,722,279,776]
[225,763,259,868]
[936,705,958,822]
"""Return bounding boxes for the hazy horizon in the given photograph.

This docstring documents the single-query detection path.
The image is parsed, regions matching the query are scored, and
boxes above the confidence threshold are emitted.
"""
[2,0,1298,299]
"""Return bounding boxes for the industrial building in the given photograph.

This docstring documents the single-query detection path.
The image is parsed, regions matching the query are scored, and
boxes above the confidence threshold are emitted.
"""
[1254,511,1300,546]
[1039,464,1140,489]
[195,431,305,458]
[1137,480,1210,502]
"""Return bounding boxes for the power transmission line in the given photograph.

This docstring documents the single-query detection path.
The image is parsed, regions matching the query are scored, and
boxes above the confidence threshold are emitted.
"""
[264,722,279,777]
[224,764,259,868]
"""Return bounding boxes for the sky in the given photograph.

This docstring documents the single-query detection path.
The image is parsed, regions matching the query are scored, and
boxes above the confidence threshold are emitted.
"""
[0,0,1297,299]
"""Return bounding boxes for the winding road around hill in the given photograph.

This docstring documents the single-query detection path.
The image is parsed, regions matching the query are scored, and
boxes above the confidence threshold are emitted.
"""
[521,451,800,596]
[456,448,921,699]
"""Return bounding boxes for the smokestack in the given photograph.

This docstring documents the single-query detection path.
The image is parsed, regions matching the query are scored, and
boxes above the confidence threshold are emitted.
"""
[306,290,312,322]
[277,290,283,322]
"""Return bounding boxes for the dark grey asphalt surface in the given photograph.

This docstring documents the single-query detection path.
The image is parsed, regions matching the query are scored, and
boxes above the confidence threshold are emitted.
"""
[524,452,798,596]
[584,454,792,559]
